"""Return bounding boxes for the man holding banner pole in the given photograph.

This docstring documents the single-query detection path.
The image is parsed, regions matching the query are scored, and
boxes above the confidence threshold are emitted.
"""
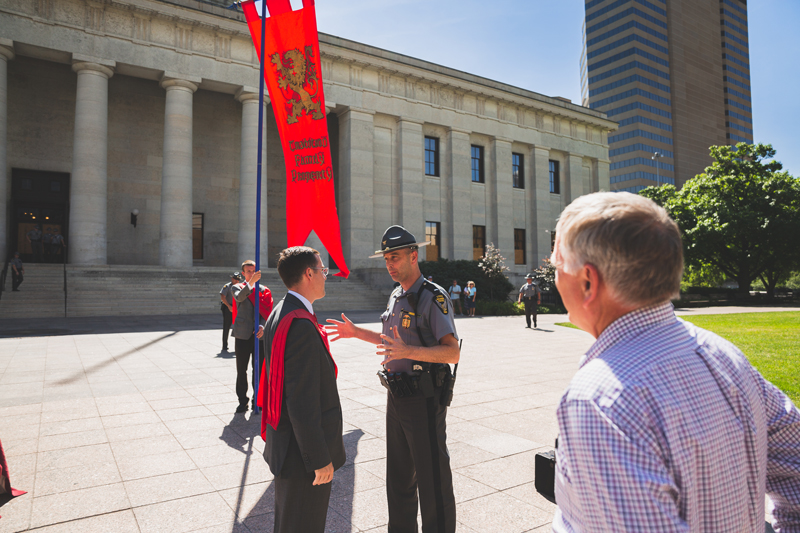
[232,260,272,413]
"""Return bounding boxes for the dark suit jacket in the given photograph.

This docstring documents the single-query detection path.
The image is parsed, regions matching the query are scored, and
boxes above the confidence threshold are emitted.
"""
[262,294,346,476]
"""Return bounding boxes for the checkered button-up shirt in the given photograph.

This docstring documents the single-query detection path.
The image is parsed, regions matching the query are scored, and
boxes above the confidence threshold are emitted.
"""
[553,302,800,532]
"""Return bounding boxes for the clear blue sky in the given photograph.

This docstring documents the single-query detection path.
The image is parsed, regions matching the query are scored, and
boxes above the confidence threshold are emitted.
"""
[291,0,799,178]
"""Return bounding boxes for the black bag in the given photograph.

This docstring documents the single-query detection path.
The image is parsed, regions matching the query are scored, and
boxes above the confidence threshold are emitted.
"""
[534,437,558,500]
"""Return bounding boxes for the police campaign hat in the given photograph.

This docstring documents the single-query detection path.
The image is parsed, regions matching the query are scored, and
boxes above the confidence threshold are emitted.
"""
[370,225,430,258]
[526,273,534,279]
[231,271,244,282]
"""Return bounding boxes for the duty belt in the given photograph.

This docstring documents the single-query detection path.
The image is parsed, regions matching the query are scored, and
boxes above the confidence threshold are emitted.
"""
[377,363,455,406]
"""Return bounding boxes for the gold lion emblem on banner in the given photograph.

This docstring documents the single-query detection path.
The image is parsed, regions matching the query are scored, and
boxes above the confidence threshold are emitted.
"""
[271,46,324,124]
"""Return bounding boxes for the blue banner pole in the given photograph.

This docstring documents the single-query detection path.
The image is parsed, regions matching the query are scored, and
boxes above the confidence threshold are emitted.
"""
[253,0,268,415]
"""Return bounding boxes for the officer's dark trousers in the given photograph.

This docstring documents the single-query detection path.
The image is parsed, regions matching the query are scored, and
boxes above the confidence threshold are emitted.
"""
[221,307,232,350]
[31,242,43,263]
[273,434,332,533]
[11,271,23,290]
[386,387,456,533]
[524,299,537,328]
[234,335,261,407]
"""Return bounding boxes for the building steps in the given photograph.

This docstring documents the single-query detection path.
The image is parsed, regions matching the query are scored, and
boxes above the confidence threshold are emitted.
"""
[0,265,389,319]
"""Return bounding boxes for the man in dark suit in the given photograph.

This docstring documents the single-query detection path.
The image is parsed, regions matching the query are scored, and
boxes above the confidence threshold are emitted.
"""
[259,246,345,533]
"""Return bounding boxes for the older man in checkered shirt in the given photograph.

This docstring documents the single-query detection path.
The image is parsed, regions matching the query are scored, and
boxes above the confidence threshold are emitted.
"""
[550,192,800,533]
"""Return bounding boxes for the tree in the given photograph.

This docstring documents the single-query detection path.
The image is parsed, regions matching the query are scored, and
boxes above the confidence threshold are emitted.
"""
[641,143,800,297]
[477,243,513,301]
[530,258,561,307]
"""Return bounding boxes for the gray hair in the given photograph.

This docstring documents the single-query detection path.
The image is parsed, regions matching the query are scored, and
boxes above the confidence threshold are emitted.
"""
[553,192,683,307]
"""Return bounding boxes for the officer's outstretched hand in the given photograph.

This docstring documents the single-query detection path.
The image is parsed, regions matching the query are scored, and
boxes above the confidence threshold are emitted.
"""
[325,313,356,342]
[379,326,412,365]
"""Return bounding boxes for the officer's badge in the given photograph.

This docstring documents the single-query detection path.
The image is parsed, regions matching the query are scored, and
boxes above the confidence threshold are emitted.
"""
[434,294,448,314]
[401,312,412,329]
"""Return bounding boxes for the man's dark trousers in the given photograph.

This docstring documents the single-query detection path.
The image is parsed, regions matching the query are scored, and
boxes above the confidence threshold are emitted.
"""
[273,434,332,533]
[524,299,537,328]
[234,335,261,408]
[386,386,456,533]
[221,306,232,351]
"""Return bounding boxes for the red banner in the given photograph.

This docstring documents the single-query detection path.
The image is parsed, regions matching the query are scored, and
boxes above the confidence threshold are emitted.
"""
[242,0,349,278]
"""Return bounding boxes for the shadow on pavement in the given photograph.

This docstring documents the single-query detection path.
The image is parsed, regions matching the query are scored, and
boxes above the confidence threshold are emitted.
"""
[54,331,178,385]
[0,310,386,339]
[219,413,364,531]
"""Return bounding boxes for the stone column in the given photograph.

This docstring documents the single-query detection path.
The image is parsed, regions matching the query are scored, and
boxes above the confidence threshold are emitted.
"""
[447,128,472,259]
[0,40,13,264]
[69,57,115,264]
[338,107,374,270]
[491,137,514,261]
[597,158,610,191]
[235,88,269,266]
[533,147,553,265]
[396,118,424,249]
[158,75,198,268]
[566,153,585,203]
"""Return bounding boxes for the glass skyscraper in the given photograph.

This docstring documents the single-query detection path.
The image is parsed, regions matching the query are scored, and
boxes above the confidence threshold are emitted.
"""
[581,0,753,191]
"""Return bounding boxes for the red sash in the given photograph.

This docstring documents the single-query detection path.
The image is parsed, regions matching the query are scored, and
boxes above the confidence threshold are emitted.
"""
[258,309,337,440]
[231,284,274,327]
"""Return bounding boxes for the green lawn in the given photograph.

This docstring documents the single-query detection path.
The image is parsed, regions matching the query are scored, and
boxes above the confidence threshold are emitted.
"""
[557,312,800,404]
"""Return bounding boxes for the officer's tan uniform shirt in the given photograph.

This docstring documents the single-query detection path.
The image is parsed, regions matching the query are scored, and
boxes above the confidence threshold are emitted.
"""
[380,275,458,374]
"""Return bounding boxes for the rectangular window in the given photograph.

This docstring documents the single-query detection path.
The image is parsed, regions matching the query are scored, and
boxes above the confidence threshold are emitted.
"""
[514,229,525,265]
[549,160,560,194]
[471,145,484,183]
[512,153,524,189]
[192,213,204,260]
[425,137,439,177]
[472,225,485,261]
[425,221,440,262]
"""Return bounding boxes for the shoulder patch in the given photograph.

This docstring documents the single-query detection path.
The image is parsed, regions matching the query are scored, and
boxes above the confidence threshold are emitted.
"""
[434,293,449,315]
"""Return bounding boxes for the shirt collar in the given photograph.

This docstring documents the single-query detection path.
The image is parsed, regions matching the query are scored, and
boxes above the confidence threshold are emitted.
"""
[399,275,425,298]
[287,290,314,314]
[581,301,676,368]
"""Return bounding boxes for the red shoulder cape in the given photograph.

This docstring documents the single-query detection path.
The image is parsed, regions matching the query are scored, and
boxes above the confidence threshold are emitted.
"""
[257,309,337,440]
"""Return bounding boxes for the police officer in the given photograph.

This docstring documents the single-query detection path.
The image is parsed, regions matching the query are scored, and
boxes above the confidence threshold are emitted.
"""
[326,225,459,533]
[26,224,43,263]
[517,274,541,328]
[219,271,242,352]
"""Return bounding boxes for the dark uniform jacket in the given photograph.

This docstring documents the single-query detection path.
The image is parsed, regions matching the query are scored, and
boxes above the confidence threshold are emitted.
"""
[262,293,346,476]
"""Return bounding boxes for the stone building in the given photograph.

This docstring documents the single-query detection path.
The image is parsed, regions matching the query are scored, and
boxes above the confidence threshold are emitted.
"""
[0,0,616,287]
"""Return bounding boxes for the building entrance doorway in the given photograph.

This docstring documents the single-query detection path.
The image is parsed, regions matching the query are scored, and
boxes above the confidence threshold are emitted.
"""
[10,169,70,263]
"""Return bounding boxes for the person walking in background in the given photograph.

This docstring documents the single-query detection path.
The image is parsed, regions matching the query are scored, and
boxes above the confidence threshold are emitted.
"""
[259,246,345,533]
[232,260,273,413]
[42,227,54,263]
[465,281,476,316]
[51,231,66,262]
[518,274,541,328]
[10,252,23,291]
[448,279,463,315]
[551,192,800,532]
[26,224,43,263]
[219,271,242,352]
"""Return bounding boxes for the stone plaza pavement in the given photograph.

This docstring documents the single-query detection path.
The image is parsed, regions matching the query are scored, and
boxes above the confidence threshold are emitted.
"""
[0,305,794,533]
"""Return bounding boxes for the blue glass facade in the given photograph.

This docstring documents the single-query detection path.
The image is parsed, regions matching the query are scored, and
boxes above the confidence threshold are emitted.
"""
[582,0,751,189]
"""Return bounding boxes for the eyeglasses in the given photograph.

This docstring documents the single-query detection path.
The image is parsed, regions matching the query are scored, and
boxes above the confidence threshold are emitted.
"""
[312,267,329,278]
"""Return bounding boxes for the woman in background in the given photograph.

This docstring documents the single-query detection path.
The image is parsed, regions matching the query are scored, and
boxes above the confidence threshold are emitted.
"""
[465,281,476,316]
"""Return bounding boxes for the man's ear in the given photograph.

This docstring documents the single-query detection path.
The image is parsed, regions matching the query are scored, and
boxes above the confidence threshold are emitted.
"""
[582,263,600,305]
